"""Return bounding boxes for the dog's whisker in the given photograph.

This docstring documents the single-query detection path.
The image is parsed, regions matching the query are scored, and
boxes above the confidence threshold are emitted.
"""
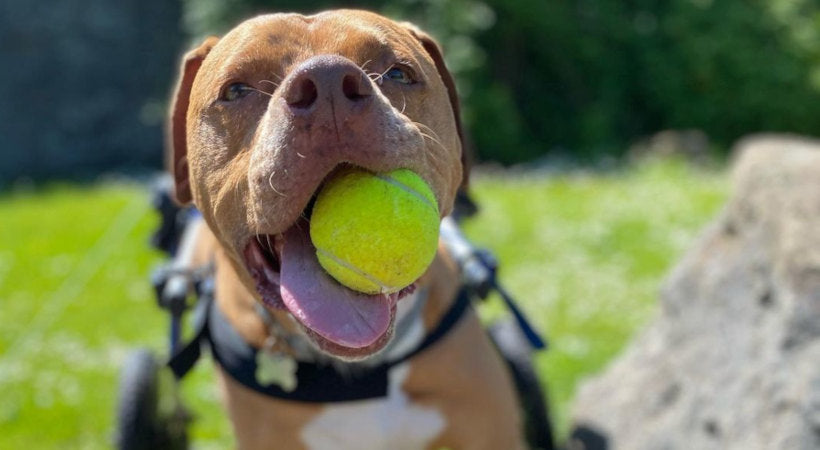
[411,121,448,152]
[377,65,392,81]
[257,203,274,227]
[368,65,394,86]
[265,234,275,255]
[413,121,440,138]
[359,59,373,72]
[418,124,445,145]
[259,80,280,89]
[268,171,286,197]
[251,200,273,243]
[248,86,274,98]
[250,200,262,229]
[367,72,384,85]
[251,197,276,233]
[294,219,308,232]
[421,133,447,152]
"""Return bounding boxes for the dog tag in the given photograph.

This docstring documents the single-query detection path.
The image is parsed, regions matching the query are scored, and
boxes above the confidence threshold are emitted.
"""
[255,350,298,392]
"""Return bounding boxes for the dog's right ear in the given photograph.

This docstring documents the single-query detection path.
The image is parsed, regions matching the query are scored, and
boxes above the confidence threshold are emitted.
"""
[167,36,219,204]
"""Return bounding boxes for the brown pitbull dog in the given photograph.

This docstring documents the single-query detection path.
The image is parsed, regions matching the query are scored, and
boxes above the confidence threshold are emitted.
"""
[168,9,524,449]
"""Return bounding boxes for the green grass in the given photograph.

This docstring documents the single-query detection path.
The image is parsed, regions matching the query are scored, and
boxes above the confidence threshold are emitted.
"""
[0,183,233,448]
[0,160,727,447]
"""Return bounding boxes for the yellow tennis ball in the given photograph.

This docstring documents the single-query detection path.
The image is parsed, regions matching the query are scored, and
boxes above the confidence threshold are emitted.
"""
[309,168,440,294]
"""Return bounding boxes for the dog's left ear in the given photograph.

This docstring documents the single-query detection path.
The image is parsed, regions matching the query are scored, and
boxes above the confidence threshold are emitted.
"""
[404,25,470,189]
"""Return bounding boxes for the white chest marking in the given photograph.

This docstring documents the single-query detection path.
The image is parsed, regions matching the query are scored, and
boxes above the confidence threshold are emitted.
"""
[300,364,446,450]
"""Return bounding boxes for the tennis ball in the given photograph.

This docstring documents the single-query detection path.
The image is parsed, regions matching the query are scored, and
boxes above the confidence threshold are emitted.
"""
[309,168,440,294]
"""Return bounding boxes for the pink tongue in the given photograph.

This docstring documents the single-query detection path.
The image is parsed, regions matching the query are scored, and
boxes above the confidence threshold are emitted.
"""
[279,222,392,349]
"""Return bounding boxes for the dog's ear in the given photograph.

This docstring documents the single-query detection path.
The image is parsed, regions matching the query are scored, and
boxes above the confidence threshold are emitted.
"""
[404,24,471,189]
[167,36,219,204]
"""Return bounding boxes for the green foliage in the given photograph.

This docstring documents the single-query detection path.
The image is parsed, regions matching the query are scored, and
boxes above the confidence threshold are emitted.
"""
[473,0,820,161]
[181,0,820,164]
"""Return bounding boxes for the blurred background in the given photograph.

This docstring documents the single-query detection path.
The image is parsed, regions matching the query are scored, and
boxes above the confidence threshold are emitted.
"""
[3,0,820,183]
[1,0,818,447]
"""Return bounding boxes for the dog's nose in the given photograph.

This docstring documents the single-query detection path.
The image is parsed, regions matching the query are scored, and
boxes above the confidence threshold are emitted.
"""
[284,55,373,112]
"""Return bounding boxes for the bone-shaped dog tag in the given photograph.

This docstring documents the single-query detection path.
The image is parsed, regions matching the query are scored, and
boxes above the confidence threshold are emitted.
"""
[255,350,298,392]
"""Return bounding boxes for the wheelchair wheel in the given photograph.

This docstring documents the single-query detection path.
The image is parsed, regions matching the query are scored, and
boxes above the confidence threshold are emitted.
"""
[115,348,189,450]
[489,318,555,450]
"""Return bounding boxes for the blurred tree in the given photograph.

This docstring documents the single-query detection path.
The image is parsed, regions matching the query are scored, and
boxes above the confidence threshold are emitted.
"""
[469,0,820,162]
[180,0,820,165]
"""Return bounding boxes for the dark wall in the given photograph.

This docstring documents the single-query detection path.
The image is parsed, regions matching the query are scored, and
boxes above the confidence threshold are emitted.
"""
[0,0,183,185]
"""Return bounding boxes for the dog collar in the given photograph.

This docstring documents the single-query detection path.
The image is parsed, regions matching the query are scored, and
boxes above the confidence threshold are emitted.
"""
[168,286,472,402]
[249,288,430,393]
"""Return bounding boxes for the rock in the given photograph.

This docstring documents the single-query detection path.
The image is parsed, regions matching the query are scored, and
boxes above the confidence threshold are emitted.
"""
[628,129,711,165]
[570,134,820,450]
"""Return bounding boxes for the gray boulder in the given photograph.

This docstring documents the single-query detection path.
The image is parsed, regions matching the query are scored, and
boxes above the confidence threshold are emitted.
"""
[628,129,711,165]
[570,134,820,450]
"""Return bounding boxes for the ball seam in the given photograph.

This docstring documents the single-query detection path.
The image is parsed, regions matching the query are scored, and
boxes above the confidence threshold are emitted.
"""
[315,246,400,293]
[373,173,437,212]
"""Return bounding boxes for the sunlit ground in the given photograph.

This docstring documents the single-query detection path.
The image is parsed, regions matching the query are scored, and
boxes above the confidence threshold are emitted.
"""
[0,159,727,447]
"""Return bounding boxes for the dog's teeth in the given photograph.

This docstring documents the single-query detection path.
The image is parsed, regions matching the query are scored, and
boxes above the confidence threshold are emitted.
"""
[251,241,266,267]
[274,234,285,253]
[263,265,281,285]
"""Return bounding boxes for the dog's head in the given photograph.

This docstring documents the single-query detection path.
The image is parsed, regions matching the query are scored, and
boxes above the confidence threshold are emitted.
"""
[168,10,465,360]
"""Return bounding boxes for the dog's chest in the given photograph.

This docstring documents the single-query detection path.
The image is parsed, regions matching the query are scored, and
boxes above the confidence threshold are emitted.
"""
[298,293,446,449]
[299,364,445,450]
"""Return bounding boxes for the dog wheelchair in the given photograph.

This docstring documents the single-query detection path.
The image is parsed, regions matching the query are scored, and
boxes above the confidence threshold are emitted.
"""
[114,179,554,449]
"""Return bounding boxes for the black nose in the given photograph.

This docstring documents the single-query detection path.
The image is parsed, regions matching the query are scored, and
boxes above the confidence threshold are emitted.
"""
[284,55,373,112]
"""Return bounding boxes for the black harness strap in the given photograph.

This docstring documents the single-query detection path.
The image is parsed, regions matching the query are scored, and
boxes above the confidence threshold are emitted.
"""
[167,295,210,381]
[167,289,472,402]
[383,289,471,368]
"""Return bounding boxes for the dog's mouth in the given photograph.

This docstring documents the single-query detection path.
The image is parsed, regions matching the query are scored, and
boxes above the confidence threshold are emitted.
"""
[242,208,415,359]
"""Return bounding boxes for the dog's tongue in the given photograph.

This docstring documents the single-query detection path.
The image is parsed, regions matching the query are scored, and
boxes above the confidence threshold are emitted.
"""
[279,222,391,349]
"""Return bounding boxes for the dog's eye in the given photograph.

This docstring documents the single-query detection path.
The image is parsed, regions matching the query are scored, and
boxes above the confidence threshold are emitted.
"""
[221,82,253,101]
[384,67,414,85]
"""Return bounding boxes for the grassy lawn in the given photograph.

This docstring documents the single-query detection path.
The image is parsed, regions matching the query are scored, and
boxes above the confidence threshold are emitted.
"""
[0,160,727,448]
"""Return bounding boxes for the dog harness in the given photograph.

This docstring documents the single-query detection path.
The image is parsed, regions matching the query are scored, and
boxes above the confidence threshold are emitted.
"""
[152,189,544,404]
[167,279,472,402]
